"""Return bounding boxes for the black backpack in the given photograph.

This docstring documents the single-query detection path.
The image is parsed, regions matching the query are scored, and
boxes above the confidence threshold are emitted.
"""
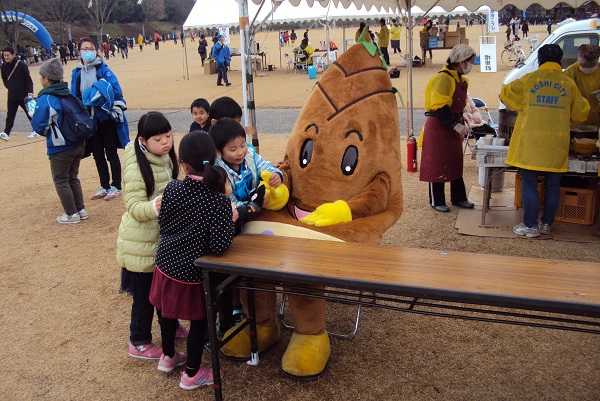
[198,40,206,53]
[53,95,94,144]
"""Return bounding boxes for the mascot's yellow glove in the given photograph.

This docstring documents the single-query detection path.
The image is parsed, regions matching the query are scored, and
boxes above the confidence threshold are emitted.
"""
[300,200,352,226]
[260,170,289,211]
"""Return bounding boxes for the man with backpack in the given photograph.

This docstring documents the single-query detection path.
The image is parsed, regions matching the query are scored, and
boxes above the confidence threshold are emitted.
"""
[0,46,36,140]
[213,34,231,86]
[31,58,93,224]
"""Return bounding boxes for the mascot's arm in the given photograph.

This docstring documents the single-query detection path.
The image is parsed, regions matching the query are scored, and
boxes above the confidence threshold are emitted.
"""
[260,170,289,211]
[346,172,390,219]
[300,172,390,226]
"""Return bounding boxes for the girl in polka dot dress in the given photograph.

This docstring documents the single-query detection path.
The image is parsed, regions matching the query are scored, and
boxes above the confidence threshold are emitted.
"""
[149,131,237,390]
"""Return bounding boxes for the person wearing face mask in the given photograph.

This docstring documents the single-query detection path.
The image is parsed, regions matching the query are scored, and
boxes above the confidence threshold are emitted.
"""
[501,44,589,238]
[419,44,476,212]
[71,37,130,201]
[564,44,600,127]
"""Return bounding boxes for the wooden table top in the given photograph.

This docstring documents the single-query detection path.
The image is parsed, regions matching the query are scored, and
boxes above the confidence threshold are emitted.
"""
[197,235,600,316]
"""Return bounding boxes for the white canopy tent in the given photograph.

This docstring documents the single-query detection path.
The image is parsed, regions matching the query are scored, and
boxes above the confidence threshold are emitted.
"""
[184,0,591,146]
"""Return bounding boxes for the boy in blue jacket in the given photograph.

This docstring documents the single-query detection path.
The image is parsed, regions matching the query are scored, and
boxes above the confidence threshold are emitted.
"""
[31,58,87,224]
[213,35,231,87]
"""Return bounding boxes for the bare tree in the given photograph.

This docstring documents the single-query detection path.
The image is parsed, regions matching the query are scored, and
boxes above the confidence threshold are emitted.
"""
[83,0,122,39]
[141,0,164,22]
[31,0,78,43]
[0,0,33,49]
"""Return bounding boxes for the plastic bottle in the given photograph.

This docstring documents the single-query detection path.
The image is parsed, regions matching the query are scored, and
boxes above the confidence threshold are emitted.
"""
[25,96,36,118]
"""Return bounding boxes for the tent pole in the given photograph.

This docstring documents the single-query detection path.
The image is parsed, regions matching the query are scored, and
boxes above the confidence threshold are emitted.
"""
[406,0,414,136]
[239,0,259,152]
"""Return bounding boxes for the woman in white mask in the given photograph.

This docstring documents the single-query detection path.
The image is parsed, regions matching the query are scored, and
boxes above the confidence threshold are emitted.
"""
[419,44,477,212]
[70,37,130,202]
[564,43,600,127]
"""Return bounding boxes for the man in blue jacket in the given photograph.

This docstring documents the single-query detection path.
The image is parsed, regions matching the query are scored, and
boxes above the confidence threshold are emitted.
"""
[213,35,231,87]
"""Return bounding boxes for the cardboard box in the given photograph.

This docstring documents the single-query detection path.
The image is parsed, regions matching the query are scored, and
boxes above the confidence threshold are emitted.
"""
[446,31,460,38]
[204,58,216,75]
[460,39,470,45]
[457,27,466,39]
[438,40,445,48]
[445,36,460,48]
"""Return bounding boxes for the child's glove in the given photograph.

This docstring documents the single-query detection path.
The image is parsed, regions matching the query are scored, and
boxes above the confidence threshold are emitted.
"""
[260,170,289,211]
[299,200,352,227]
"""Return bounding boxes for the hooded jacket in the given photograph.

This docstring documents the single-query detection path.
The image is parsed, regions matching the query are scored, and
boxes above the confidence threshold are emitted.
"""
[31,82,81,155]
[213,41,231,67]
[116,143,174,273]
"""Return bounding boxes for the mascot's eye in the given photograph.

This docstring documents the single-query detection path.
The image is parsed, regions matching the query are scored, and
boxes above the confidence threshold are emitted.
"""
[341,146,358,176]
[299,139,314,168]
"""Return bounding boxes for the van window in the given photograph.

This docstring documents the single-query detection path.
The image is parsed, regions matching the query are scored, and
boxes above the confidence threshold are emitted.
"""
[554,34,599,68]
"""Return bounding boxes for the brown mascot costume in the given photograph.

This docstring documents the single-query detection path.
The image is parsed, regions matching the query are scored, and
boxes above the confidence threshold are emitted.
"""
[221,29,404,379]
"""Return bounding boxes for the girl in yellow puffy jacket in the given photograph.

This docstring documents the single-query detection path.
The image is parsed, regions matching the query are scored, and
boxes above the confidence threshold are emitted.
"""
[117,112,185,360]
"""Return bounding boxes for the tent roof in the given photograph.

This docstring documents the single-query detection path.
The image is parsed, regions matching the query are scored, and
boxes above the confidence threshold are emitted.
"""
[183,0,489,30]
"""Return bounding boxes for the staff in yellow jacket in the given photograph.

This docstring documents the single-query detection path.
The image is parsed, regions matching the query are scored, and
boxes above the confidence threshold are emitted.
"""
[390,18,401,54]
[376,18,390,65]
[500,44,590,238]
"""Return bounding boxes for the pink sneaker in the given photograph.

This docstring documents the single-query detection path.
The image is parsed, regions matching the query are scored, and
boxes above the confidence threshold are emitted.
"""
[157,351,187,373]
[179,367,224,390]
[128,342,162,360]
[175,325,190,340]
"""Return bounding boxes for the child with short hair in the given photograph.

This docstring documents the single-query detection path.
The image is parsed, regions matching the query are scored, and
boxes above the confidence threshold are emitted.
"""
[209,96,242,124]
[117,111,188,360]
[31,58,87,224]
[149,131,236,389]
[209,118,283,217]
[189,98,211,132]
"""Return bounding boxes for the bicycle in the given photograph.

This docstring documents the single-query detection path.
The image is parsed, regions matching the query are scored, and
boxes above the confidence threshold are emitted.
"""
[501,39,526,67]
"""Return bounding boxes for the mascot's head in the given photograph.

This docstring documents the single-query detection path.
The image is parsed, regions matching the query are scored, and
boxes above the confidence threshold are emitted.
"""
[284,32,402,219]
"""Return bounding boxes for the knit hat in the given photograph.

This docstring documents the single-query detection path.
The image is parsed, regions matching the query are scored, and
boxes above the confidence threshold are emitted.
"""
[578,44,600,60]
[39,58,63,81]
[447,44,476,64]
[217,34,223,41]
[538,44,563,65]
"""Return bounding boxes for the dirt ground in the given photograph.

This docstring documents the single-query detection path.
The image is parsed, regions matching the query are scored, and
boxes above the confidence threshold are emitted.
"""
[0,23,599,400]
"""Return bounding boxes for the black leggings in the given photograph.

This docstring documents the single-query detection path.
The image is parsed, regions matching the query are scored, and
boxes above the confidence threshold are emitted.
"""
[158,310,206,377]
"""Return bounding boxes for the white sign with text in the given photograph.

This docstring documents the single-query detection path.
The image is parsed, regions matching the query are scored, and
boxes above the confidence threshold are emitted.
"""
[488,9,499,33]
[480,36,497,73]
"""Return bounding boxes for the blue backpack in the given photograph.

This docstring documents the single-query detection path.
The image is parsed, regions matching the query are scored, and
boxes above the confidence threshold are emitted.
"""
[55,94,95,144]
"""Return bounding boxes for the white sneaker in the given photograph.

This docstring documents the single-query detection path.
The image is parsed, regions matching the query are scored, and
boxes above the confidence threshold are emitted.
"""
[513,222,540,238]
[104,186,122,201]
[28,131,41,138]
[78,209,89,220]
[0,132,9,141]
[56,213,81,224]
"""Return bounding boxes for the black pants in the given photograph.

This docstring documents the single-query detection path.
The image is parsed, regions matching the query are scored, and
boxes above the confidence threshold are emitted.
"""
[429,178,468,207]
[158,312,206,375]
[380,46,390,65]
[90,120,122,190]
[129,272,156,345]
[472,124,496,135]
[4,98,32,135]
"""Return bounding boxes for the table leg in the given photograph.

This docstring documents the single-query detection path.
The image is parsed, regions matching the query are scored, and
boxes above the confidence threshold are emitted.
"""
[246,279,260,366]
[203,270,223,401]
[481,167,492,226]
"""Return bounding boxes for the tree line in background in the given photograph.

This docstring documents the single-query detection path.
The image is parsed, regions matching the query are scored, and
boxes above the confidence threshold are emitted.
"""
[0,0,194,49]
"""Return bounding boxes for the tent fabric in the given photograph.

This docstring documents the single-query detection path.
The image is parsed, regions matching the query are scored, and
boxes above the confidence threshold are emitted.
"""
[262,0,593,13]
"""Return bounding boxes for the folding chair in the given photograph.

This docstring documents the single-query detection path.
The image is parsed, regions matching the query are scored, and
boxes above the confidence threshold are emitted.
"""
[284,53,294,74]
[471,97,497,129]
[294,51,309,74]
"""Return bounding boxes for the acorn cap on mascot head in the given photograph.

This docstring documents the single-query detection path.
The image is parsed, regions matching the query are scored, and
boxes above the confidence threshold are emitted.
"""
[282,28,403,243]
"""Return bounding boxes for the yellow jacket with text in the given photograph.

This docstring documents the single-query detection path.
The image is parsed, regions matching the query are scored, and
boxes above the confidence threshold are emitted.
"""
[501,62,590,172]
[564,61,600,126]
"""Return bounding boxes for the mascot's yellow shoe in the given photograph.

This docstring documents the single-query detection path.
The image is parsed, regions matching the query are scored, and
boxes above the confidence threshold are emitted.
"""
[220,320,281,360]
[281,332,331,380]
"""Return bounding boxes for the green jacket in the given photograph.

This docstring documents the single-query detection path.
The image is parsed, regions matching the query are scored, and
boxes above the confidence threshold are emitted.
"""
[116,142,173,273]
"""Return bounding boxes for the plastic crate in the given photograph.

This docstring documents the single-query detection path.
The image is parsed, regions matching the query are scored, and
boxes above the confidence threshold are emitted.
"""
[555,185,600,225]
[514,172,544,208]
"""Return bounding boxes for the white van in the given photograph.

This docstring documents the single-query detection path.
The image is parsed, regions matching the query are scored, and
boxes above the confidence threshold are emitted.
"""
[502,18,600,86]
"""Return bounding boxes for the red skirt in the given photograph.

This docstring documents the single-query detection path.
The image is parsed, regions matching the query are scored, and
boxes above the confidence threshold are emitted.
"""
[149,267,206,321]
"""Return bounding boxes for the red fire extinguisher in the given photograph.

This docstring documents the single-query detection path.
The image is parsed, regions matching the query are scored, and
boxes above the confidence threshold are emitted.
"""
[406,135,417,172]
